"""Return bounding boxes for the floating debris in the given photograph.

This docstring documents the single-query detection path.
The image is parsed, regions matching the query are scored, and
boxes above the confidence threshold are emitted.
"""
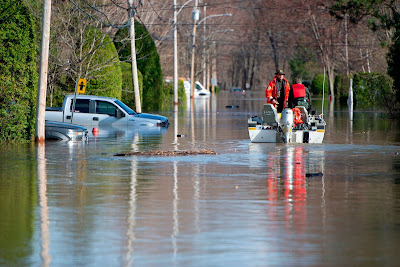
[225,105,239,108]
[114,149,217,156]
[177,134,185,137]
[306,172,324,177]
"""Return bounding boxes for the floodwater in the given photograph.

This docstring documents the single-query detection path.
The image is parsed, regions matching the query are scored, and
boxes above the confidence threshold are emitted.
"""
[1,91,400,267]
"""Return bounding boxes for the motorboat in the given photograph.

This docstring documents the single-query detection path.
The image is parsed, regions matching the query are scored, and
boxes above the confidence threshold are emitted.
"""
[45,120,88,141]
[184,81,211,98]
[248,104,325,143]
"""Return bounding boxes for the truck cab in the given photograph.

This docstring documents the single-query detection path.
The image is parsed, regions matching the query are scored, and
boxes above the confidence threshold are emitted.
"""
[46,95,169,128]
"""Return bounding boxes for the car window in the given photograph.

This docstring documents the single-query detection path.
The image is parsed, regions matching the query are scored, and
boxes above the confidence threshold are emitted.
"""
[96,100,117,116]
[70,99,90,113]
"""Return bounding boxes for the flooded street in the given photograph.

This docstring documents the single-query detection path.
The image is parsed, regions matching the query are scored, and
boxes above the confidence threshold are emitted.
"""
[1,91,400,266]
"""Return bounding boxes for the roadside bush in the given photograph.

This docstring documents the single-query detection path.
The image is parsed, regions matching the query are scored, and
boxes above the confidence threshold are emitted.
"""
[120,62,143,110]
[310,74,329,95]
[114,21,165,111]
[0,2,37,141]
[162,80,187,106]
[334,74,350,103]
[353,73,397,113]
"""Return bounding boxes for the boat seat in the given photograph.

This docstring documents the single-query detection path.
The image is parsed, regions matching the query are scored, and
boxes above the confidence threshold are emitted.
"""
[295,106,308,124]
[262,104,278,125]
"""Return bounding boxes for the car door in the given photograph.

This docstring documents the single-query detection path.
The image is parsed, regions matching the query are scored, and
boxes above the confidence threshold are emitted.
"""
[95,100,126,126]
[68,99,94,126]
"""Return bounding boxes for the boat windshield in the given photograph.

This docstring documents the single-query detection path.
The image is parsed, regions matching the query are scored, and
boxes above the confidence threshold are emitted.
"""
[114,99,137,115]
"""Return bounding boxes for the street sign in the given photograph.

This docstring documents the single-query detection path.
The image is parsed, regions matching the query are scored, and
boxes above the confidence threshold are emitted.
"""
[76,78,87,94]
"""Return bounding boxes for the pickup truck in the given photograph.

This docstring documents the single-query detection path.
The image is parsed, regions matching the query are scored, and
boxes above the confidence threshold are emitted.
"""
[45,95,169,128]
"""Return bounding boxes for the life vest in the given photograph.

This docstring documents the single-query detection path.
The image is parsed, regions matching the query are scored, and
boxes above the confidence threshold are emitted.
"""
[292,84,306,98]
[292,107,303,126]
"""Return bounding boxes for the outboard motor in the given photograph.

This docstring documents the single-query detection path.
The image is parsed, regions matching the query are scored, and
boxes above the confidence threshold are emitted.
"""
[280,108,294,143]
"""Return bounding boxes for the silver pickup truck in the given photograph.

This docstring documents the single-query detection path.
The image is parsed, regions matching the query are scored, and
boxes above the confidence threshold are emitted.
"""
[45,95,169,128]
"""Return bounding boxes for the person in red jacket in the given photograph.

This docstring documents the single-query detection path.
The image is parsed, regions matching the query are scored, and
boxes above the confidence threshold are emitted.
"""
[289,78,311,112]
[265,69,291,113]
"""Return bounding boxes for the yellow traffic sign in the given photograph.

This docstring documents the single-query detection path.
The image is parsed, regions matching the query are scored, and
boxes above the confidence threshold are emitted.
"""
[76,78,87,94]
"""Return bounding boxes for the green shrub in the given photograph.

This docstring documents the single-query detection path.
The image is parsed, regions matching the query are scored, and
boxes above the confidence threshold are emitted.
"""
[162,80,187,106]
[310,74,329,95]
[353,73,396,111]
[0,2,37,141]
[114,21,165,111]
[334,74,350,103]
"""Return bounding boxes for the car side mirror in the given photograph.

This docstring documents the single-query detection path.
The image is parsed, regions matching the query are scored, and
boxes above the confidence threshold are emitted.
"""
[115,109,125,119]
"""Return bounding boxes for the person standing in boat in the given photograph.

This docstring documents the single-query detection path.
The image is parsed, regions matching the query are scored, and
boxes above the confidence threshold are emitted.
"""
[289,78,311,112]
[265,69,291,113]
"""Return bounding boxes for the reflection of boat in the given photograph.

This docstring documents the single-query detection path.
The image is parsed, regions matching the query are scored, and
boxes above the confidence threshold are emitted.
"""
[248,104,326,143]
[45,120,88,141]
[184,81,211,98]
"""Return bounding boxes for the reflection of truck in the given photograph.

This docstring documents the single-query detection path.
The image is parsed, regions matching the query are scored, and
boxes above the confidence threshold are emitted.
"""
[45,95,169,127]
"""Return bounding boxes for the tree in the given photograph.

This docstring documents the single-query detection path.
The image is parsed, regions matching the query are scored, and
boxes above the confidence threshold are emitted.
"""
[46,1,123,107]
[82,28,122,99]
[0,1,38,141]
[331,0,400,106]
[304,0,340,101]
[114,21,164,111]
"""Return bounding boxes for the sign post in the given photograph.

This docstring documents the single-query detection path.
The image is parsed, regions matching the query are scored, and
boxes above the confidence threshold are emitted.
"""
[71,78,87,123]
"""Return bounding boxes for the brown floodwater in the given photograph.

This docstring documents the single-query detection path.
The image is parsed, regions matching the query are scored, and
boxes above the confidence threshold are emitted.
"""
[1,91,400,266]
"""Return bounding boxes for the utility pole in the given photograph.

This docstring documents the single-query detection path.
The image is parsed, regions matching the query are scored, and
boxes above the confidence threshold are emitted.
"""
[202,4,207,90]
[190,0,199,99]
[35,0,52,143]
[173,0,178,105]
[344,12,349,77]
[128,0,141,113]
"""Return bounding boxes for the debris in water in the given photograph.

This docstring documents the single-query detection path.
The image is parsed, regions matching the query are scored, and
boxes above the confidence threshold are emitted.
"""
[225,105,239,108]
[177,134,185,137]
[306,172,324,177]
[114,149,217,156]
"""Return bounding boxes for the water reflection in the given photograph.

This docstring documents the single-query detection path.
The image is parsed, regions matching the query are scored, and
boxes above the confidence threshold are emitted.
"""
[37,144,51,267]
[265,145,325,235]
[125,157,137,266]
[0,145,36,266]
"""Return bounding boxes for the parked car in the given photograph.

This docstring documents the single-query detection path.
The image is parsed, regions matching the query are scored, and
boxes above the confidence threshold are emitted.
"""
[45,120,88,141]
[230,87,245,95]
[45,95,169,128]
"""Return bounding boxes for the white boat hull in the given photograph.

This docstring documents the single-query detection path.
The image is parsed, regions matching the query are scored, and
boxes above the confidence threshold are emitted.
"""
[248,125,324,143]
[248,105,326,144]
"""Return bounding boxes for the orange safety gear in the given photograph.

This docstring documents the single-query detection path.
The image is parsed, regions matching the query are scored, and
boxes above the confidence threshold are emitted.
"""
[292,84,306,98]
[292,107,303,126]
[265,76,291,109]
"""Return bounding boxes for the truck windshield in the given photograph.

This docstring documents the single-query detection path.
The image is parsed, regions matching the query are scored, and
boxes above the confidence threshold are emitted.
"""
[114,100,137,115]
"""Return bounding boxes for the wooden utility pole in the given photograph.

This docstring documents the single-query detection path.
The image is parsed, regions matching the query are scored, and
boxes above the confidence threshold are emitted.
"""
[35,0,52,143]
[173,0,178,105]
[202,4,207,89]
[128,0,141,113]
[190,0,199,99]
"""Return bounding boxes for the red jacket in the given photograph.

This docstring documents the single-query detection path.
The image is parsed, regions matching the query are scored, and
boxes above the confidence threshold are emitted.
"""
[292,84,306,98]
[265,77,291,109]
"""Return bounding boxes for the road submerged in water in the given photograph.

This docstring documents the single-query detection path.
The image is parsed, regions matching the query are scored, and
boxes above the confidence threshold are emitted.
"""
[1,91,400,266]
